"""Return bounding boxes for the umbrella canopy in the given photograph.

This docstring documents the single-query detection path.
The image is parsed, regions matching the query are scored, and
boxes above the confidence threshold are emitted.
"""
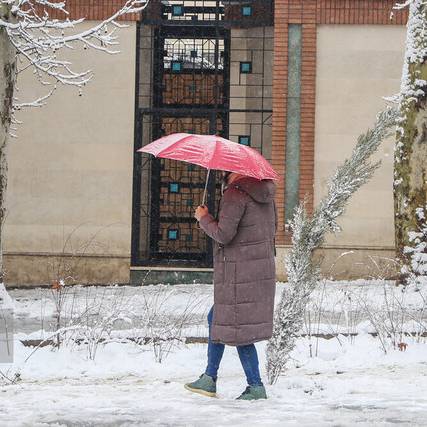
[138,133,279,181]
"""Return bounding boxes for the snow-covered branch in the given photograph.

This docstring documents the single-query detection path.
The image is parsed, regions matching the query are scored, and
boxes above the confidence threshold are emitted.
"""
[394,0,427,11]
[266,108,398,385]
[1,0,147,89]
[13,86,55,110]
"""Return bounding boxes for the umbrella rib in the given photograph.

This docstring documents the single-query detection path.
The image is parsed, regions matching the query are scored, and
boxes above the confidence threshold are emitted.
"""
[209,135,220,170]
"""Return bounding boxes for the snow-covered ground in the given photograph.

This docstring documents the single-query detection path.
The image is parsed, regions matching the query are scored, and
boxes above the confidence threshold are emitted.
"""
[1,281,427,426]
[8,280,427,339]
[1,334,427,426]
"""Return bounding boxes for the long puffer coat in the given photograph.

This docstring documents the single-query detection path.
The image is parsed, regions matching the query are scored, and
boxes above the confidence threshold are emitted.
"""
[199,177,277,346]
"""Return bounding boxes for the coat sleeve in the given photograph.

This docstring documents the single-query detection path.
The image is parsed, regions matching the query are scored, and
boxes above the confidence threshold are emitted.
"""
[199,188,246,245]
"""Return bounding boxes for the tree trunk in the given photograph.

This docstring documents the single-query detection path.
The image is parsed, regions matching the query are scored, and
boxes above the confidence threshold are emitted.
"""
[0,4,17,283]
[394,1,427,285]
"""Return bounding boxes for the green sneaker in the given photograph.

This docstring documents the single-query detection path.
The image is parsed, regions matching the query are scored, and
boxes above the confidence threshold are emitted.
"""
[184,374,217,398]
[236,385,267,401]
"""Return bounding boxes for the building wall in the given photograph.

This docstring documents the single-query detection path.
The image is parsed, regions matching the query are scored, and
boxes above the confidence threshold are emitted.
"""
[4,21,137,286]
[276,22,406,278]
[3,1,411,285]
[315,25,405,249]
[273,0,407,280]
[273,0,407,246]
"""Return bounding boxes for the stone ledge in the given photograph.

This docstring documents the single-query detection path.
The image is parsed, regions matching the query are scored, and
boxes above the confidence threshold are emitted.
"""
[130,269,213,286]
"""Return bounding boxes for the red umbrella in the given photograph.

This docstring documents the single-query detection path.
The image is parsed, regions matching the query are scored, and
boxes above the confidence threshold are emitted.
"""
[138,133,279,205]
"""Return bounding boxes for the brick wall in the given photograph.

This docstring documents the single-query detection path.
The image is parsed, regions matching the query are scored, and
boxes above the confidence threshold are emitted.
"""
[317,0,408,25]
[273,0,408,245]
[225,0,274,27]
[36,0,141,21]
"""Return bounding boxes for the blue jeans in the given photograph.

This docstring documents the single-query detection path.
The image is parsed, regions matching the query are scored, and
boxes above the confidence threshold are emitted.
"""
[205,306,263,387]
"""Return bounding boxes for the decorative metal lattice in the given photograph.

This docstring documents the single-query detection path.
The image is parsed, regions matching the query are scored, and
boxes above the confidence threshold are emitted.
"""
[162,1,225,22]
[153,116,223,259]
[132,0,273,267]
[163,37,225,105]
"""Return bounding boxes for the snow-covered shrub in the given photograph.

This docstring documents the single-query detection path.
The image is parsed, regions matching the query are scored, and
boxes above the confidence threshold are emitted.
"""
[355,282,409,353]
[266,108,398,384]
[303,279,335,358]
[45,286,133,360]
[132,285,203,363]
[69,287,133,360]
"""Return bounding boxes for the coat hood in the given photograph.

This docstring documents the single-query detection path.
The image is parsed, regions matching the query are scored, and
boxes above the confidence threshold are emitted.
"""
[230,177,276,204]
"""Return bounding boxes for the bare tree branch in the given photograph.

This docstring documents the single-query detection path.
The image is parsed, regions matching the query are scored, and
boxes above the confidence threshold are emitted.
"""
[1,0,147,92]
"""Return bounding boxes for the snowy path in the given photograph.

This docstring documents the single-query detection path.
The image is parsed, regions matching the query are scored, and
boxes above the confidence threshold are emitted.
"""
[1,337,427,426]
[2,281,427,426]
[3,369,427,427]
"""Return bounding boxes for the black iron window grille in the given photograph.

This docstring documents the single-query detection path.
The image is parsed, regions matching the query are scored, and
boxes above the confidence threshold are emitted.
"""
[132,0,273,267]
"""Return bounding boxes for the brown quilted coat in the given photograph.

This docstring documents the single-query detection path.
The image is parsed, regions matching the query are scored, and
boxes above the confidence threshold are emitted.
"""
[199,177,277,346]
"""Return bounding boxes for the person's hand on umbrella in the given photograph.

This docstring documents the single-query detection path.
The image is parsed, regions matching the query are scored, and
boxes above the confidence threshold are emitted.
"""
[195,205,209,222]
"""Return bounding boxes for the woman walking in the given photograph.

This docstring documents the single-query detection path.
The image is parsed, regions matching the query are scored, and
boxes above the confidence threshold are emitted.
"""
[185,171,277,400]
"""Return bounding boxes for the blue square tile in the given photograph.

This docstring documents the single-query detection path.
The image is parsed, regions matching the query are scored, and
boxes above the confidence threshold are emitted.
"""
[242,6,252,16]
[240,62,252,74]
[168,229,179,240]
[238,136,251,146]
[171,61,182,72]
[172,5,184,16]
[169,183,180,193]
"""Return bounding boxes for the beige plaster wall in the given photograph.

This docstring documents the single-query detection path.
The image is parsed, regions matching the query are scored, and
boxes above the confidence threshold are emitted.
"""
[4,22,137,285]
[315,25,406,250]
[275,246,397,282]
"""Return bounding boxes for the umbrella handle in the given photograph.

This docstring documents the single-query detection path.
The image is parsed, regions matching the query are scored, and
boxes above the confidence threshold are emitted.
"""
[202,169,210,207]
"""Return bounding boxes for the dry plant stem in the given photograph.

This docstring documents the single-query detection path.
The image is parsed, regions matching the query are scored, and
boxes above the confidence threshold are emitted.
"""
[136,285,204,363]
